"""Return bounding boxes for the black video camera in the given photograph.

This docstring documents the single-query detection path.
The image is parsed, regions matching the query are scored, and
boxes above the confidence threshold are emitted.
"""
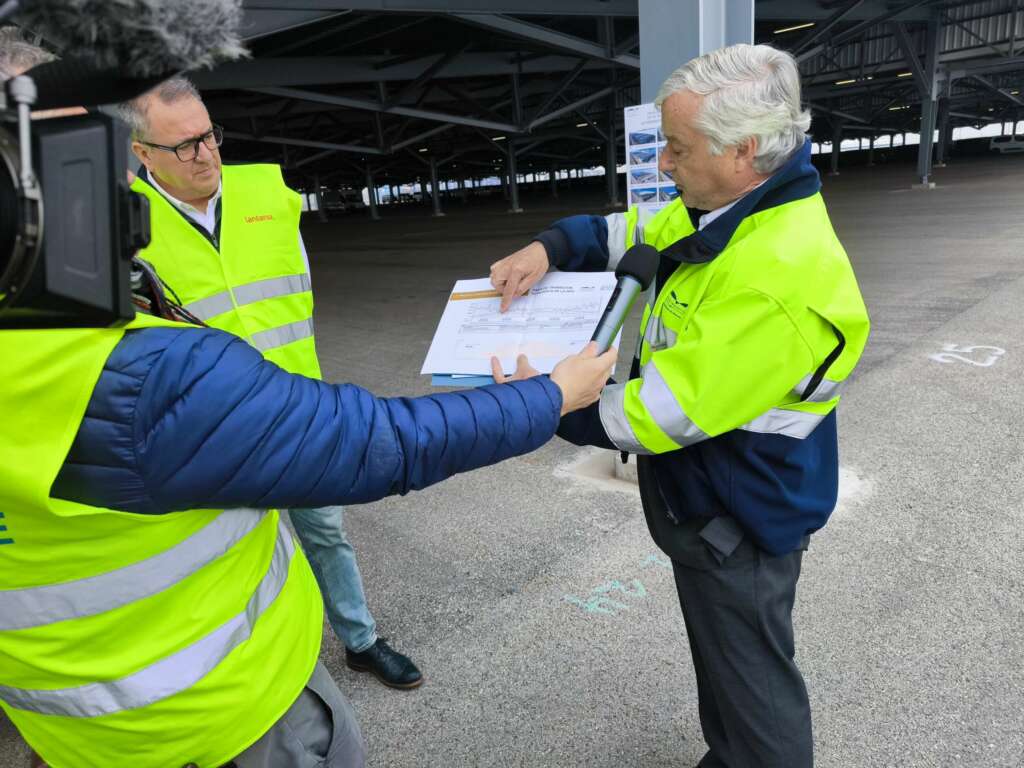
[0,67,150,328]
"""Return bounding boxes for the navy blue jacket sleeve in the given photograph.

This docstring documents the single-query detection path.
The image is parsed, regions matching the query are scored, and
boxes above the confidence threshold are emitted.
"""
[52,325,562,514]
[533,214,610,272]
[555,394,615,450]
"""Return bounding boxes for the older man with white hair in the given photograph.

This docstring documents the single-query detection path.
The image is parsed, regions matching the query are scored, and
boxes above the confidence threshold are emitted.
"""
[491,44,870,767]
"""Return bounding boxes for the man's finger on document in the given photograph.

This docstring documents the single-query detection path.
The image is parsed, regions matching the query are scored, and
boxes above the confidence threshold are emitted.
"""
[490,356,508,383]
[577,341,600,358]
[500,275,522,312]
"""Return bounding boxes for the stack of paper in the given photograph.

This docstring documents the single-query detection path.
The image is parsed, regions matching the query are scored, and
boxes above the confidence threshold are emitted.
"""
[421,272,620,387]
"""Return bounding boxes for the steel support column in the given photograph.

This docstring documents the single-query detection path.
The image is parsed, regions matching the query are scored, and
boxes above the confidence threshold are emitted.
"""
[934,98,950,167]
[551,164,559,198]
[429,158,444,216]
[508,149,523,213]
[605,90,621,207]
[639,0,754,102]
[917,100,939,180]
[598,18,622,208]
[830,123,842,176]
[868,135,876,166]
[916,11,942,186]
[365,168,380,220]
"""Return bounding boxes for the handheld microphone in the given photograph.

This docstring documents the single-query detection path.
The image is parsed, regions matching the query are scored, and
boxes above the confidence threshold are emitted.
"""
[590,244,660,354]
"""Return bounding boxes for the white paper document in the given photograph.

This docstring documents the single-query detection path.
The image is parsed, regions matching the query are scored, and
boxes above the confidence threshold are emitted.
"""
[421,272,621,377]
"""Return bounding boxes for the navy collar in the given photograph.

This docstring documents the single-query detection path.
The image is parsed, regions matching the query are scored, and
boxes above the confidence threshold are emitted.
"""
[660,138,821,265]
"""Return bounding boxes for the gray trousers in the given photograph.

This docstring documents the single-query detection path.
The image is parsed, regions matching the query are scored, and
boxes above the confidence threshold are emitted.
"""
[668,516,813,768]
[229,661,365,768]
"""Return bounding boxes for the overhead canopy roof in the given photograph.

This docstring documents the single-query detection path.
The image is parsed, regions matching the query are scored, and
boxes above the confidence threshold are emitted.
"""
[195,1,1023,188]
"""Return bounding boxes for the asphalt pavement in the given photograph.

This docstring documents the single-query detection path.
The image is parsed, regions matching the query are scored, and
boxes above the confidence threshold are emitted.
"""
[3,153,1023,767]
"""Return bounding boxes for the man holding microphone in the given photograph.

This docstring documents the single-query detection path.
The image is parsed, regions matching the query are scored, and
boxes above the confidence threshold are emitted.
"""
[0,13,618,766]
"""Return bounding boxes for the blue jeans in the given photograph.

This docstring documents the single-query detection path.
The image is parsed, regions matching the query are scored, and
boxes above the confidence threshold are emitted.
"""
[290,506,378,653]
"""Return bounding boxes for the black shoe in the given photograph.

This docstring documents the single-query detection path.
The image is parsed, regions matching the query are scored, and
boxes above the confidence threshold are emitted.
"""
[345,638,423,689]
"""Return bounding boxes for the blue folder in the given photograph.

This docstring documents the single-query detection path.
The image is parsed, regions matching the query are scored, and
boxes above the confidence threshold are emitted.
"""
[431,374,496,388]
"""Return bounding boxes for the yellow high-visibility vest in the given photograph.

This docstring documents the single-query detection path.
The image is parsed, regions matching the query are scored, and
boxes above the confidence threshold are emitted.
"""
[0,313,323,767]
[132,164,320,378]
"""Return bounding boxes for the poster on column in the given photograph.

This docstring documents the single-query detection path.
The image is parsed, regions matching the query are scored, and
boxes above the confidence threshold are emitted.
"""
[623,102,678,215]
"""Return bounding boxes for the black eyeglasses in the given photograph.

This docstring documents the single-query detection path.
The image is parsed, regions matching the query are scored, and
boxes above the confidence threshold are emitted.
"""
[140,125,224,162]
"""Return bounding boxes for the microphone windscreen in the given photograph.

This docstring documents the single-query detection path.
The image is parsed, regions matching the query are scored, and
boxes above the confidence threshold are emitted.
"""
[615,244,660,289]
[14,0,247,79]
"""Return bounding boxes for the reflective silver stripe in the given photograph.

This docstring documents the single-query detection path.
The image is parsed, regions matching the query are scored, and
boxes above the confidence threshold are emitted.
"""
[184,274,312,322]
[793,374,844,403]
[643,314,677,351]
[644,284,657,308]
[638,362,708,448]
[0,521,295,717]
[643,313,657,346]
[740,408,825,439]
[185,291,234,321]
[633,293,656,359]
[599,383,649,454]
[232,273,311,307]
[605,212,629,271]
[634,206,654,248]
[0,510,267,631]
[250,318,314,352]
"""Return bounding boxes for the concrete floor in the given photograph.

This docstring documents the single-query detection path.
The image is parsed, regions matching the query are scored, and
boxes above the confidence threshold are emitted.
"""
[3,155,1024,767]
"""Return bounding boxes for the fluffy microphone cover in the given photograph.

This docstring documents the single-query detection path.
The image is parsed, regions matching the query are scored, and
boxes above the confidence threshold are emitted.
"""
[14,0,248,76]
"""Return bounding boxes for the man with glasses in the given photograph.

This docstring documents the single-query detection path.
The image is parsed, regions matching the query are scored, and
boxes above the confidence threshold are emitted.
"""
[120,77,424,691]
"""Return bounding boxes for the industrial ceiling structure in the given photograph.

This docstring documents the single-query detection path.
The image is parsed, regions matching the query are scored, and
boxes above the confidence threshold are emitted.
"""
[194,1,1024,213]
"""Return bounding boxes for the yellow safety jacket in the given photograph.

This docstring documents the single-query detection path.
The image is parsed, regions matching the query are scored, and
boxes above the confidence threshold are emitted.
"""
[0,313,323,767]
[561,141,870,554]
[601,191,868,454]
[131,164,320,378]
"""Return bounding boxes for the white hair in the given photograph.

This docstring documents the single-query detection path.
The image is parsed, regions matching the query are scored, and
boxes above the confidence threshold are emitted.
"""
[655,43,811,174]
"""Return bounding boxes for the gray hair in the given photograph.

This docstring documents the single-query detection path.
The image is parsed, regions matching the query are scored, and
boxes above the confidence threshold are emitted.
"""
[655,43,810,174]
[0,27,55,79]
[118,76,203,140]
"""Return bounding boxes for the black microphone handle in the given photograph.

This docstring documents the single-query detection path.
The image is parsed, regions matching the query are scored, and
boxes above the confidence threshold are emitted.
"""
[590,275,644,354]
